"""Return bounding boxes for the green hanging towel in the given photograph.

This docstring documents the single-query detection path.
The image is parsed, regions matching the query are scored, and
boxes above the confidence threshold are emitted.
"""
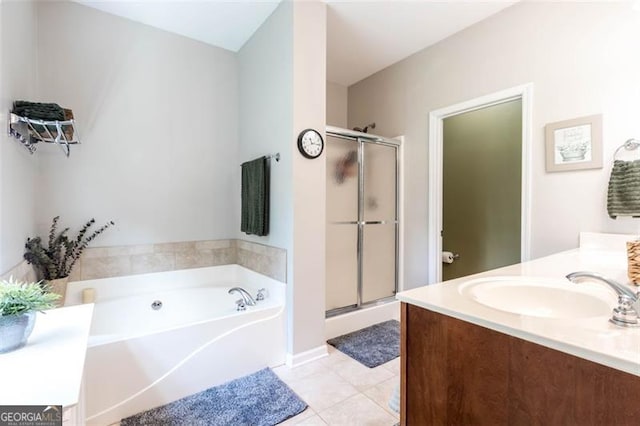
[607,159,640,219]
[241,157,269,236]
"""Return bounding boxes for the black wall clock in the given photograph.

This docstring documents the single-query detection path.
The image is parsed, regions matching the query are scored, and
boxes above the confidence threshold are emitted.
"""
[297,129,324,159]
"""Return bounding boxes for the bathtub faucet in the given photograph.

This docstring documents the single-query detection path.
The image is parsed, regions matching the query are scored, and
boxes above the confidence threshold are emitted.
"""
[229,287,257,307]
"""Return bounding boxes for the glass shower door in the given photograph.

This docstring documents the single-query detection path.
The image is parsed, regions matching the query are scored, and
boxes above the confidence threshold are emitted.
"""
[361,142,397,303]
[326,135,359,311]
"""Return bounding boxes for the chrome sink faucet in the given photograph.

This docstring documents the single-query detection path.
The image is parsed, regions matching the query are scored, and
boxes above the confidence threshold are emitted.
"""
[229,287,257,307]
[566,271,640,328]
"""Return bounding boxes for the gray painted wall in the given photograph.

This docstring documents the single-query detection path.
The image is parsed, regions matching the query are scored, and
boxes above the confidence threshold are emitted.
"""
[35,1,238,247]
[0,0,39,273]
[326,81,348,128]
[238,1,328,356]
[238,1,298,353]
[237,1,293,256]
[291,1,327,355]
[348,2,640,289]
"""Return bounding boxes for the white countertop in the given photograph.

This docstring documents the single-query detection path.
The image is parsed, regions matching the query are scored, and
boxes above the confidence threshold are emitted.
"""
[397,246,640,377]
[0,303,94,406]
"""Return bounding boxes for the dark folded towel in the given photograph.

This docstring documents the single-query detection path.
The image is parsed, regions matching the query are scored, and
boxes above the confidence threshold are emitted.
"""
[241,157,269,236]
[607,159,640,218]
[12,101,75,141]
[13,100,65,121]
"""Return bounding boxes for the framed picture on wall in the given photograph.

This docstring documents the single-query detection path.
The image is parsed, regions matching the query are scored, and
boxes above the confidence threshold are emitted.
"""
[545,114,603,172]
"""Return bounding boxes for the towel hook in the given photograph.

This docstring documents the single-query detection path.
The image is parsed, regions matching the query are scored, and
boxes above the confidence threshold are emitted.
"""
[613,138,640,160]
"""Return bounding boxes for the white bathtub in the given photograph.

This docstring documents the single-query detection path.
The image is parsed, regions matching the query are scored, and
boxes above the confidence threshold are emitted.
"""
[65,265,286,426]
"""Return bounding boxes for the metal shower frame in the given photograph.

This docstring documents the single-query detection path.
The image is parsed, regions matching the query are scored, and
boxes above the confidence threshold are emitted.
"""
[325,126,401,317]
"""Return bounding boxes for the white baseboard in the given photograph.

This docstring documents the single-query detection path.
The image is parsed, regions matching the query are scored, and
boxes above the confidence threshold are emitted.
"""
[325,301,400,340]
[285,345,328,368]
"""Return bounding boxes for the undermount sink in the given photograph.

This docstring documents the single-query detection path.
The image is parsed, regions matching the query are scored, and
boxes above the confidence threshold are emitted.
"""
[459,276,616,319]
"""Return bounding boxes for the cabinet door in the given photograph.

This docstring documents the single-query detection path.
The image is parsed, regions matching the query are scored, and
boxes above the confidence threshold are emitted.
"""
[401,303,640,425]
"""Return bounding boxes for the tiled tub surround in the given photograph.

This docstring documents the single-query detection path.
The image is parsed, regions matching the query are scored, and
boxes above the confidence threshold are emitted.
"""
[237,240,286,284]
[76,240,236,281]
[66,239,286,283]
[0,260,38,283]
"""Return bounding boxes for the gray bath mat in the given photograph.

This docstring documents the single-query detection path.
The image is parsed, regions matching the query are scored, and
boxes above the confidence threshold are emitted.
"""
[120,368,307,426]
[327,320,400,368]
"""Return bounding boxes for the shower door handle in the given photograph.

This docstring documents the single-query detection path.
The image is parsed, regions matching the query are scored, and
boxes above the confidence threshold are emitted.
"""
[329,221,398,225]
[360,220,397,225]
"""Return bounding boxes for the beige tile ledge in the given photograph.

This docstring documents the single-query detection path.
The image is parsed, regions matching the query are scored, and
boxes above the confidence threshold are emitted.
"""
[4,238,286,284]
[131,253,175,275]
[82,245,140,259]
[74,238,286,283]
[237,242,286,283]
[81,255,132,280]
[175,251,214,270]
[153,241,196,254]
[237,239,286,255]
[195,239,235,250]
[82,239,241,257]
[0,260,38,283]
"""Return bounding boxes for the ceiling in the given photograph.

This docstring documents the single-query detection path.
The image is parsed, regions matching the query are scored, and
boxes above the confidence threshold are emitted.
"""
[327,1,515,86]
[76,0,516,86]
[76,0,282,52]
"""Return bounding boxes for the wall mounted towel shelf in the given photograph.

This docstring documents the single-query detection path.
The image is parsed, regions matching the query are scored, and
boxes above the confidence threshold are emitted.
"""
[8,112,80,157]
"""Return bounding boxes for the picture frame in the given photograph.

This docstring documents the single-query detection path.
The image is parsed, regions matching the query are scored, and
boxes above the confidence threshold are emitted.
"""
[545,114,603,172]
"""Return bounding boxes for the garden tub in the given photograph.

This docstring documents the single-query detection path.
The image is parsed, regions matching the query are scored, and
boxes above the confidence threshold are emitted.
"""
[65,265,286,425]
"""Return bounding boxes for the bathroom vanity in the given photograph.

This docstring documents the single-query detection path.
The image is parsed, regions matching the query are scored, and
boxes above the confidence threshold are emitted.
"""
[396,233,640,425]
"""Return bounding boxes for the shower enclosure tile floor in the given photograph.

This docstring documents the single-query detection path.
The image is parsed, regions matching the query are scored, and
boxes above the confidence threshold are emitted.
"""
[275,345,399,425]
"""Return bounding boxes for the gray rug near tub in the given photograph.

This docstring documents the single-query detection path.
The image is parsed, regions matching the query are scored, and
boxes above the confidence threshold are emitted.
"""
[327,319,400,368]
[120,368,307,426]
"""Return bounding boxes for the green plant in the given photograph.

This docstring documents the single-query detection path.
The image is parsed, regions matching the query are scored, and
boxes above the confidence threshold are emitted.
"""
[0,278,60,316]
[24,216,115,280]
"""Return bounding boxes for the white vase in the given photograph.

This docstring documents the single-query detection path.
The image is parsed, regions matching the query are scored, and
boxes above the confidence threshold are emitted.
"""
[46,276,69,307]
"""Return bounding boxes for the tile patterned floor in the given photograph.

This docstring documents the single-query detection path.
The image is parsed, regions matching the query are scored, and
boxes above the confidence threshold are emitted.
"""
[110,345,399,426]
[275,345,400,426]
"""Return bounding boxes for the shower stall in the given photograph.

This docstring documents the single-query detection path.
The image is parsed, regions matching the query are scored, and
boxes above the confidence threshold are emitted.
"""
[325,126,399,317]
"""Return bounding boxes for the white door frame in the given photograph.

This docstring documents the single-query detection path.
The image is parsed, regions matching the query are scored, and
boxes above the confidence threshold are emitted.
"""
[427,83,534,284]
[395,135,405,292]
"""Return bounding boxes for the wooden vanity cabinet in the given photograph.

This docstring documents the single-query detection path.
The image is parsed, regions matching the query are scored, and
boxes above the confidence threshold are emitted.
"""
[400,302,640,425]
